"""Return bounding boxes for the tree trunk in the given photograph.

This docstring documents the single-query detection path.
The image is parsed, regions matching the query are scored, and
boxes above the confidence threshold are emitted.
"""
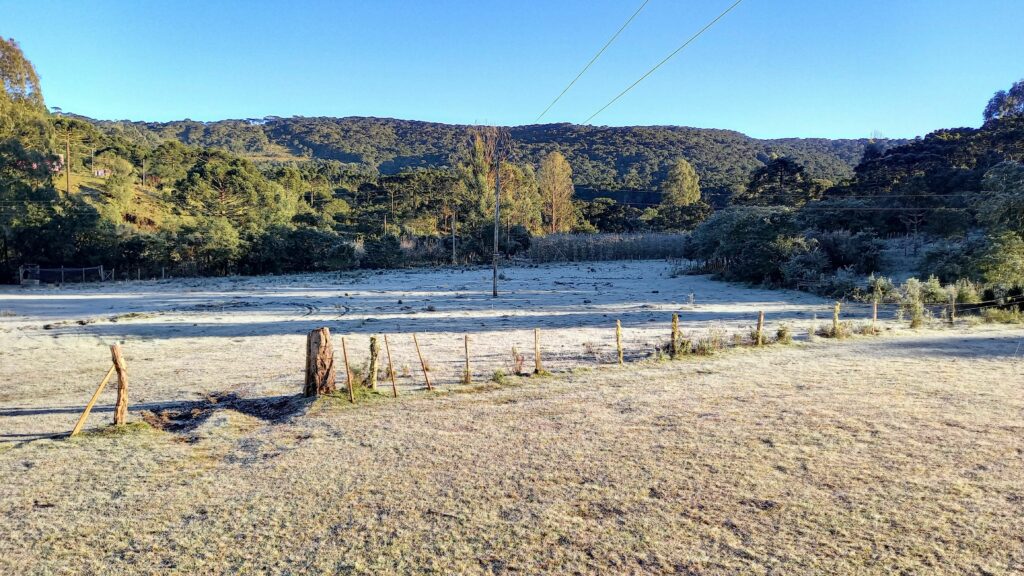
[305,327,337,396]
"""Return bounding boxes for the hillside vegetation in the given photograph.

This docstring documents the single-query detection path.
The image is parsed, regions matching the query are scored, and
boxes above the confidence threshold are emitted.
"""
[89,116,891,201]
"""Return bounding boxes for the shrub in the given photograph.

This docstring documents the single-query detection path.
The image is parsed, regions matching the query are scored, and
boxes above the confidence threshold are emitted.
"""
[982,306,1024,324]
[901,278,926,328]
[955,278,981,304]
[361,235,403,269]
[921,275,949,303]
[867,274,898,302]
[976,232,1024,287]
[921,238,985,283]
[775,324,793,344]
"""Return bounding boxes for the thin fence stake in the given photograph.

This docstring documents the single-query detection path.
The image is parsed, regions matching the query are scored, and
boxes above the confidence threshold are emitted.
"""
[756,311,765,346]
[368,336,380,390]
[110,344,129,425]
[949,293,957,325]
[341,336,355,403]
[463,335,472,385]
[413,333,433,390]
[872,299,878,331]
[384,334,398,398]
[533,328,543,374]
[671,313,680,359]
[833,301,841,335]
[616,320,623,365]
[69,364,116,437]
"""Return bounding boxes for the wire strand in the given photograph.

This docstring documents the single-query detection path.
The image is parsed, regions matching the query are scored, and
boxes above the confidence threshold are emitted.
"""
[535,0,651,123]
[584,0,745,124]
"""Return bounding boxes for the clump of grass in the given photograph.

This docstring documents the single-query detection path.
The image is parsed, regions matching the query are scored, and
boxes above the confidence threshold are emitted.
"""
[817,321,852,339]
[775,324,793,345]
[856,322,879,336]
[694,327,727,356]
[0,309,16,317]
[74,421,156,439]
[491,369,508,384]
[982,306,1024,324]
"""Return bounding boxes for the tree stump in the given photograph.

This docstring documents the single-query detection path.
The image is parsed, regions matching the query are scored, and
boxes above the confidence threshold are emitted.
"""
[305,327,337,397]
[111,344,129,425]
[367,336,380,390]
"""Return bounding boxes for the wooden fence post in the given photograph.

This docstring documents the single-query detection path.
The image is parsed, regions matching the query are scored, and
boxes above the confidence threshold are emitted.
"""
[412,333,433,390]
[383,334,398,398]
[110,344,129,425]
[833,301,841,335]
[671,313,680,359]
[533,328,544,374]
[616,320,623,365]
[949,293,957,325]
[872,299,878,331]
[304,327,337,397]
[368,336,380,390]
[70,364,116,437]
[341,336,355,403]
[463,335,471,385]
[756,311,765,346]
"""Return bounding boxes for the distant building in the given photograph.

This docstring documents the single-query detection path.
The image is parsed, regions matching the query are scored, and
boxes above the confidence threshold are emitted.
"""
[93,168,112,178]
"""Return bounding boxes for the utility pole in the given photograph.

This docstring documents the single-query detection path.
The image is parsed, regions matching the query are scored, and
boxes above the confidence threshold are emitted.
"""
[65,131,71,196]
[492,148,501,298]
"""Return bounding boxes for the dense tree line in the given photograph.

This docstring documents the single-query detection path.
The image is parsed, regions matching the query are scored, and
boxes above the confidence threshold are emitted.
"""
[683,79,1024,294]
[86,115,898,205]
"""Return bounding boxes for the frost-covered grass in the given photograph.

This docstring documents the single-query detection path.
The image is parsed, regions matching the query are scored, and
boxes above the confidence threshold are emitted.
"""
[1,331,1022,574]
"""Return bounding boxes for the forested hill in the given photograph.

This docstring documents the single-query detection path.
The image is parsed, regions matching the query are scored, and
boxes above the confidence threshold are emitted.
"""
[84,115,902,198]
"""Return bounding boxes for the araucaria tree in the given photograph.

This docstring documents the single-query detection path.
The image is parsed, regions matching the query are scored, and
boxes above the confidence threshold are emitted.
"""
[661,157,701,207]
[538,151,575,233]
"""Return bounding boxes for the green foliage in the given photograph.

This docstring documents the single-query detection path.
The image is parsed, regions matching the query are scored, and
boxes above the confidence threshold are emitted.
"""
[975,232,1024,287]
[984,78,1024,121]
[731,157,828,206]
[660,157,701,206]
[361,235,403,269]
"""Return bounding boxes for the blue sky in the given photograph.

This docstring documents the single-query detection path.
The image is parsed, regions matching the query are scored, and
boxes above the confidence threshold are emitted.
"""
[3,0,1022,138]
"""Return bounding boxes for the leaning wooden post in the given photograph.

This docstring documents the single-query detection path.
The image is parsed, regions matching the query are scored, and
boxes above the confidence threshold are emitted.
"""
[756,311,765,346]
[615,320,624,365]
[833,301,841,335]
[383,334,398,398]
[304,327,337,397]
[463,335,472,385]
[70,364,116,437]
[533,328,544,374]
[412,333,432,390]
[110,344,129,425]
[367,336,380,390]
[341,336,355,403]
[671,313,680,359]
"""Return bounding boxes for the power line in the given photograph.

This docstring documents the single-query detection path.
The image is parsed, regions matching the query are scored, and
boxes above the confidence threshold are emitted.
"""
[535,0,651,123]
[583,0,745,125]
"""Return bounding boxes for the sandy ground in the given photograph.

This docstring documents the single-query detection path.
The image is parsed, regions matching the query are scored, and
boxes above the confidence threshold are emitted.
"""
[1,324,1022,574]
[0,261,856,440]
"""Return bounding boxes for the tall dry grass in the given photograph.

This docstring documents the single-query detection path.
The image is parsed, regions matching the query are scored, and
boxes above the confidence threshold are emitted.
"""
[526,232,688,263]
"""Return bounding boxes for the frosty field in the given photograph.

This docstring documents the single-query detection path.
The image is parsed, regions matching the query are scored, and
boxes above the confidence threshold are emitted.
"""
[1,261,1022,574]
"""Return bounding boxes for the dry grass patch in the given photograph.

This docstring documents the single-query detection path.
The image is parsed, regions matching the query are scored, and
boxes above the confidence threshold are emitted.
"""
[1,330,1023,574]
